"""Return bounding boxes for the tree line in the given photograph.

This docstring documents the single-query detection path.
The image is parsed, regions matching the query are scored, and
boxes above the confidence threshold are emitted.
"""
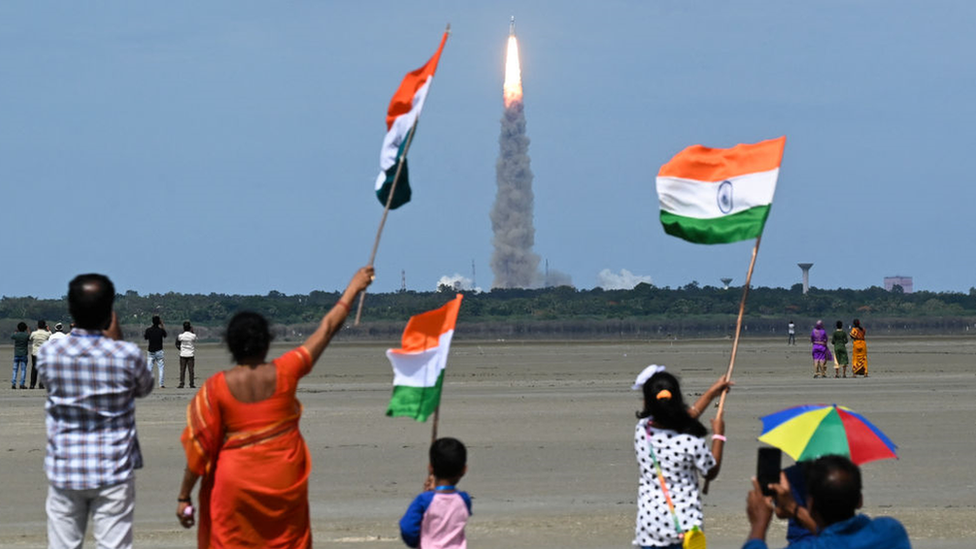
[3,283,976,340]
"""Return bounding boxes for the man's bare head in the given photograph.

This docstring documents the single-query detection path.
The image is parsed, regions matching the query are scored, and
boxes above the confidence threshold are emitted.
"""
[806,455,863,527]
[68,274,115,330]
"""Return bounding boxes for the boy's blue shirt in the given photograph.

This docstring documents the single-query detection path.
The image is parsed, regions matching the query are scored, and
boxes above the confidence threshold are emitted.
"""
[399,490,473,548]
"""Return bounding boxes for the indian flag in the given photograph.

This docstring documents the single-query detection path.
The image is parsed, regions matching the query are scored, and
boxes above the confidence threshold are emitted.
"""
[375,31,449,210]
[386,294,463,422]
[656,136,786,244]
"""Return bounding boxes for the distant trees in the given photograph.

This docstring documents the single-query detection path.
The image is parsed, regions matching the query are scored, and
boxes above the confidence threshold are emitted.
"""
[2,284,976,338]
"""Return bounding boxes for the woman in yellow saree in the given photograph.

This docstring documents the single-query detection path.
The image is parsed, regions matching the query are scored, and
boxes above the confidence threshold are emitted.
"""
[850,318,868,377]
[176,266,373,548]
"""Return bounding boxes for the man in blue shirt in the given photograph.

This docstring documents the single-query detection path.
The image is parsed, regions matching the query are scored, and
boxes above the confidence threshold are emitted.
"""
[743,455,911,549]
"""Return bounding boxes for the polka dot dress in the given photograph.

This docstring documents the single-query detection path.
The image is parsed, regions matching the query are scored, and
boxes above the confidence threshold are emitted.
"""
[633,417,716,547]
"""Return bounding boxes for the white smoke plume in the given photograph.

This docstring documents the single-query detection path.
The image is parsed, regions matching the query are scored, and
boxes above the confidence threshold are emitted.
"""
[436,274,482,293]
[597,269,653,290]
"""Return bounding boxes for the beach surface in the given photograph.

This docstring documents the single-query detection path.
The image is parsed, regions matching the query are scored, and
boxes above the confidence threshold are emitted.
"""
[2,336,974,548]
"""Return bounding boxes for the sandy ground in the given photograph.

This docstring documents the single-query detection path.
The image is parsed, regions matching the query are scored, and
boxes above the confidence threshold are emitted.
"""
[1,336,974,548]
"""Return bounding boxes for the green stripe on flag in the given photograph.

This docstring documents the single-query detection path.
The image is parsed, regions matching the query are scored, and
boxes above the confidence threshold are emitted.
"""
[385,370,444,422]
[376,128,413,209]
[660,205,771,244]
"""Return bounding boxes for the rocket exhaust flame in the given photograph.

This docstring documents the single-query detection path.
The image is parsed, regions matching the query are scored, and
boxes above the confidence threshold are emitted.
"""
[503,35,522,108]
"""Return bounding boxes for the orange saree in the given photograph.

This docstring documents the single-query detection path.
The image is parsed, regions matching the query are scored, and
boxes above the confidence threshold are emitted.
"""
[182,347,314,548]
[850,326,868,376]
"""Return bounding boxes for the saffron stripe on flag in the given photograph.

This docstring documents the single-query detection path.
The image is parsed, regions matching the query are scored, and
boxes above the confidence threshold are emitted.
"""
[658,137,786,182]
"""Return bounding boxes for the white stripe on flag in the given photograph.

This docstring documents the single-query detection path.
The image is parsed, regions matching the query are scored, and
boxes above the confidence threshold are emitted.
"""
[374,77,433,192]
[657,168,779,220]
[386,329,454,388]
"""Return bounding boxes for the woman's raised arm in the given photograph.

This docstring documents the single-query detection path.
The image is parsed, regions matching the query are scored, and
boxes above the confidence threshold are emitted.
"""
[302,266,374,365]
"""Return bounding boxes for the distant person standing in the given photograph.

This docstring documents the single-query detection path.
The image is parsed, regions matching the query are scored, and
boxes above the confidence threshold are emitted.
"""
[37,273,154,548]
[810,320,832,379]
[29,320,51,389]
[850,319,868,377]
[831,321,849,378]
[177,321,197,389]
[48,323,68,345]
[787,321,796,345]
[10,322,30,389]
[145,316,167,388]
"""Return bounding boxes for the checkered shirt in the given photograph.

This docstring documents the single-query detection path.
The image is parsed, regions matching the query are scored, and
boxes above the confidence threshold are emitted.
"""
[37,329,154,490]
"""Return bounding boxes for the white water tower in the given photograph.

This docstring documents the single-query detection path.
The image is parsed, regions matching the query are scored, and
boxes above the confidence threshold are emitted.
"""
[797,263,813,294]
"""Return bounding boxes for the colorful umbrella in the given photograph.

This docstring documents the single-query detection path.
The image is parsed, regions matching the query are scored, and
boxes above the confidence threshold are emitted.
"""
[758,404,897,465]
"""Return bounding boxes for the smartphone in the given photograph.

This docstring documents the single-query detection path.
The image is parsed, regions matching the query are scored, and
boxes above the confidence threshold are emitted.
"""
[757,447,782,496]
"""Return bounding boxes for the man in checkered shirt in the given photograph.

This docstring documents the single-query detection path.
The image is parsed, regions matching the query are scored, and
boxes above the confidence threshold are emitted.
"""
[37,274,154,548]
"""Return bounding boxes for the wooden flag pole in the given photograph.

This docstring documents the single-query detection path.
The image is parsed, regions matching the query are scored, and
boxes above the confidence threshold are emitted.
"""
[702,233,762,495]
[716,233,762,417]
[354,119,419,325]
[355,24,451,326]
[430,406,440,445]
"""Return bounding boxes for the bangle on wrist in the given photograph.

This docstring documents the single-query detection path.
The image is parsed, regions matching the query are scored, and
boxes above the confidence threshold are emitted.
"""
[335,300,351,313]
[711,434,727,442]
[178,496,191,503]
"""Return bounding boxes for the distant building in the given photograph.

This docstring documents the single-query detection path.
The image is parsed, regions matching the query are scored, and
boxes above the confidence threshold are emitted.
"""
[884,276,913,293]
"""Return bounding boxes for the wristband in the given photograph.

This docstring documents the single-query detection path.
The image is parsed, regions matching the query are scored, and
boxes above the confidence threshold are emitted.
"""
[177,496,191,503]
[712,434,727,442]
[335,300,351,313]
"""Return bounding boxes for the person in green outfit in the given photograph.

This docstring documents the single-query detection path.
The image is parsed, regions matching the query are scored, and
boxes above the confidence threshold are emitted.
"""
[11,322,30,388]
[831,320,850,378]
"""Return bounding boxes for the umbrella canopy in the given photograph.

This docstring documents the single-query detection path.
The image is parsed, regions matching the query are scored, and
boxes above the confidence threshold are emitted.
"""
[758,404,897,465]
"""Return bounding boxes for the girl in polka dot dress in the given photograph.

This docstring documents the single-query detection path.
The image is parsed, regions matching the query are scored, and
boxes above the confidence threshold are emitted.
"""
[633,371,728,549]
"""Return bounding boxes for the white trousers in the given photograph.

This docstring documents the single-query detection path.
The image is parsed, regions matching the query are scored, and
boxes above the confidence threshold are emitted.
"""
[46,478,135,549]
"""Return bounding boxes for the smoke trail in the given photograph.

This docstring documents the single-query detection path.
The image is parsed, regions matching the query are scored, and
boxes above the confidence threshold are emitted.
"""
[490,97,541,289]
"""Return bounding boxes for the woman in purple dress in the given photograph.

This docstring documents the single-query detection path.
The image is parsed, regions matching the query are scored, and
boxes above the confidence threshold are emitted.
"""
[810,320,833,378]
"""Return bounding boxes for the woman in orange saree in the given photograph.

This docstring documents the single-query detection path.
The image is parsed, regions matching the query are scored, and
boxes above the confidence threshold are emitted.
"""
[850,318,868,377]
[176,267,373,548]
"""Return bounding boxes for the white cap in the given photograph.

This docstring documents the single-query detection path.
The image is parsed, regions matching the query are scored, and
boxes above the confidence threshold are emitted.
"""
[632,364,666,390]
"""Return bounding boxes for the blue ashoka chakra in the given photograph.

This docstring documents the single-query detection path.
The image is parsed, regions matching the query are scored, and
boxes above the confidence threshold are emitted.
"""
[717,180,733,214]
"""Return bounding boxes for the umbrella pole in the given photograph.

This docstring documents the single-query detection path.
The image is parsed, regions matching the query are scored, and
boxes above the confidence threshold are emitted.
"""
[703,234,762,495]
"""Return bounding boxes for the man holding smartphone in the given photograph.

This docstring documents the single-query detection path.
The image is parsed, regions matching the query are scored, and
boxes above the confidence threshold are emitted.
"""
[742,455,911,548]
[37,274,155,548]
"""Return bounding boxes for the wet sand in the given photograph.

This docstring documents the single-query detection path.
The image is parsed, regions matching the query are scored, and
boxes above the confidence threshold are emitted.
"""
[2,336,974,548]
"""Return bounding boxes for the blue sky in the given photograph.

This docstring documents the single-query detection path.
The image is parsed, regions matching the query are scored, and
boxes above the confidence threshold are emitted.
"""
[2,2,973,298]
